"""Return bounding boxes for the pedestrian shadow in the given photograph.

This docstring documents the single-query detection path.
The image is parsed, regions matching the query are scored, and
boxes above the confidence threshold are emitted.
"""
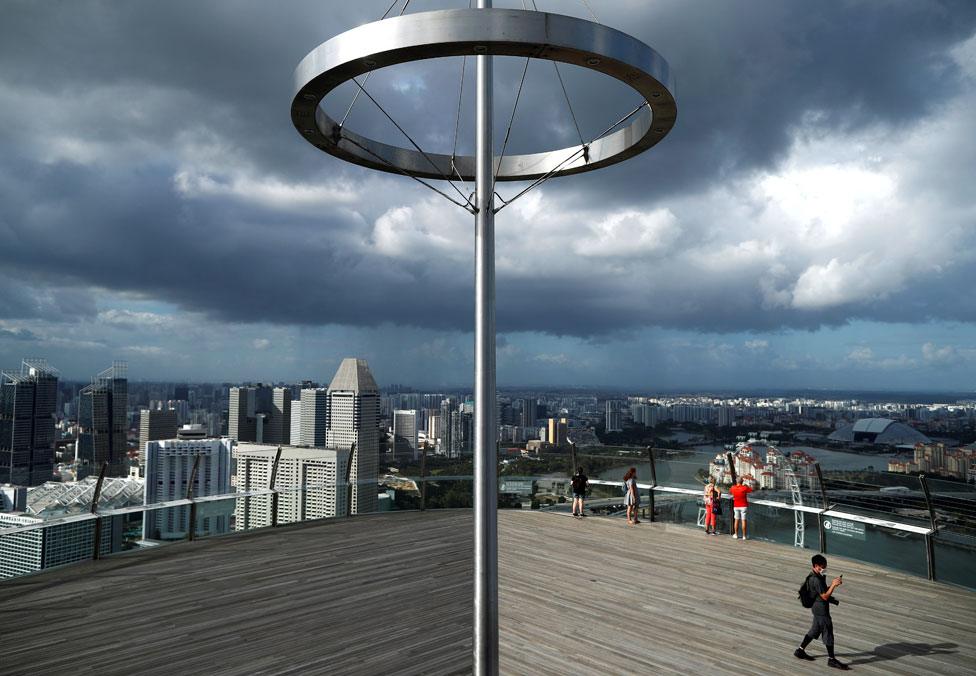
[839,642,957,665]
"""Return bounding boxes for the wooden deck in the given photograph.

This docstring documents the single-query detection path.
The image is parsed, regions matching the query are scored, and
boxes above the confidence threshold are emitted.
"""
[1,510,974,675]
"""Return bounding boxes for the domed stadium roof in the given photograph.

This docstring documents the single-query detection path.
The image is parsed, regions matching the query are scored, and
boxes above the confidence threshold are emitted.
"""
[827,418,931,445]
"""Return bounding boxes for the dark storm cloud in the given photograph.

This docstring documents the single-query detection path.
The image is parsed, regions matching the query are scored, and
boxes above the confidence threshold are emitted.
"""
[0,0,975,339]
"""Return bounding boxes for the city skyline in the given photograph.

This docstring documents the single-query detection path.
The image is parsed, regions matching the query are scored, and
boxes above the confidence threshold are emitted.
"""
[1,1,975,390]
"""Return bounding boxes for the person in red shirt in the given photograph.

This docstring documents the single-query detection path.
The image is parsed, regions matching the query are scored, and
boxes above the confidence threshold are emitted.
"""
[728,476,754,540]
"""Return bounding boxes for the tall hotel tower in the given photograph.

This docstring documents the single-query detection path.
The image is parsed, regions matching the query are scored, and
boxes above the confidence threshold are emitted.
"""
[326,359,379,514]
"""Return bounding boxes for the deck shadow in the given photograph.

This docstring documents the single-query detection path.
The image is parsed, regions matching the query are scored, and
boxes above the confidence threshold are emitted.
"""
[840,642,958,665]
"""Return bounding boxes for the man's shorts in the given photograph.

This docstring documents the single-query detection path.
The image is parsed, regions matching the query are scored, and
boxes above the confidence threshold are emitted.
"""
[734,506,748,520]
[572,493,585,499]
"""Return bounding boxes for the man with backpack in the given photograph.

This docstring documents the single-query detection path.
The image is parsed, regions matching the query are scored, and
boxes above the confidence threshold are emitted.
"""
[795,554,849,670]
[570,467,589,518]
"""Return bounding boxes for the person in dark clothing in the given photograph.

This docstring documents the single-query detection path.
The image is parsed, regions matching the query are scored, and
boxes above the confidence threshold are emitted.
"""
[795,554,849,670]
[570,468,589,518]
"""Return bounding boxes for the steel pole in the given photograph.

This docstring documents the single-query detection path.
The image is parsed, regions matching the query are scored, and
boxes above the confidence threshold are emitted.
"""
[474,0,498,672]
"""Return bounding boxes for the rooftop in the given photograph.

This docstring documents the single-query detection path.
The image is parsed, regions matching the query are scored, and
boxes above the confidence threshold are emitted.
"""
[2,510,973,675]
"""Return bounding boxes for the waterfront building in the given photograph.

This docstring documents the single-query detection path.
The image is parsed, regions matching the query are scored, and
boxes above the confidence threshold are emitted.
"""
[0,359,58,486]
[234,443,349,529]
[143,438,233,541]
[326,359,380,514]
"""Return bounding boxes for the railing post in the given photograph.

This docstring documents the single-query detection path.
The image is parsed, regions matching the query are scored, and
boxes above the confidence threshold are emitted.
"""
[186,454,202,542]
[647,446,657,523]
[918,474,938,581]
[814,463,829,554]
[420,446,428,512]
[270,446,283,527]
[90,461,108,560]
[726,452,737,535]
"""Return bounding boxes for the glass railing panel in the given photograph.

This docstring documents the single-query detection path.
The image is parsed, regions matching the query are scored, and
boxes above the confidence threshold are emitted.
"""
[824,517,928,578]
[192,493,237,539]
[932,531,976,590]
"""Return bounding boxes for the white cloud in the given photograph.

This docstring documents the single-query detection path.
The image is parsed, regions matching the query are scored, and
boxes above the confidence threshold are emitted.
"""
[572,209,680,258]
[744,339,769,351]
[252,338,271,350]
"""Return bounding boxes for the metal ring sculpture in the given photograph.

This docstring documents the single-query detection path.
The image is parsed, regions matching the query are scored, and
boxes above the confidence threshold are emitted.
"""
[291,8,677,182]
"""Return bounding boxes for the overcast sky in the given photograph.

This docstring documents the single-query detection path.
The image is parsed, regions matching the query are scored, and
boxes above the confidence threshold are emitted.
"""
[1,0,975,391]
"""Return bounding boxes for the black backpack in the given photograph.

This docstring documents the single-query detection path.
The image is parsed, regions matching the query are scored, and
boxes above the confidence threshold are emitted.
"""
[798,573,816,608]
[571,475,587,493]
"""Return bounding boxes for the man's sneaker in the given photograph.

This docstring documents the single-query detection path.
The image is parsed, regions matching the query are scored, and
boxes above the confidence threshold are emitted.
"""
[731,534,738,539]
[793,648,815,661]
[827,658,850,670]
[741,535,748,540]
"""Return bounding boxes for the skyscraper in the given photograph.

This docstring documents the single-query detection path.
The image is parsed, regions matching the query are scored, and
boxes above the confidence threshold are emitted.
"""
[143,438,233,541]
[547,417,568,448]
[228,385,281,443]
[0,359,58,486]
[439,398,455,455]
[392,409,419,461]
[78,362,129,478]
[268,387,291,445]
[606,400,622,433]
[520,398,537,428]
[138,408,179,465]
[326,359,379,515]
[299,388,328,447]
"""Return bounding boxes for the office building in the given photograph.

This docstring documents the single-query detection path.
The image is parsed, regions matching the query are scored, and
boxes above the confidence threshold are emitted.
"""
[547,417,568,448]
[520,398,537,428]
[228,385,285,443]
[138,408,179,464]
[299,388,328,447]
[393,409,419,461]
[606,400,622,433]
[0,359,58,486]
[234,443,349,529]
[78,362,129,477]
[0,512,119,580]
[290,400,303,445]
[143,438,233,541]
[326,358,380,515]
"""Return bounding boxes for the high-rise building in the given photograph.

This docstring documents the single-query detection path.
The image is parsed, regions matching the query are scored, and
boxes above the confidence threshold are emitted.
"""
[439,399,455,455]
[227,384,291,444]
[392,409,419,461]
[138,408,179,465]
[234,443,350,529]
[290,398,303,445]
[78,362,129,478]
[299,388,329,447]
[268,387,291,445]
[547,417,568,448]
[326,358,380,515]
[0,359,58,486]
[450,406,474,458]
[143,438,233,541]
[605,400,622,433]
[520,398,537,428]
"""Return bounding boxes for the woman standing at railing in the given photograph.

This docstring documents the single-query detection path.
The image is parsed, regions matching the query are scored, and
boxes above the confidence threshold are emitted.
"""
[623,467,640,526]
[703,476,721,535]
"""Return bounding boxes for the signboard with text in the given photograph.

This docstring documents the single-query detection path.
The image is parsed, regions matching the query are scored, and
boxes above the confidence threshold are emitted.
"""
[824,518,866,540]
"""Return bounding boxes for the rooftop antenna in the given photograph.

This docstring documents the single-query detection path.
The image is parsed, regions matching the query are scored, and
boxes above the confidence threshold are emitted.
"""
[291,3,676,672]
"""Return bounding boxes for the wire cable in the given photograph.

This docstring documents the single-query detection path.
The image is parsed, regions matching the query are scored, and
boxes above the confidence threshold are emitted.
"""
[350,78,475,210]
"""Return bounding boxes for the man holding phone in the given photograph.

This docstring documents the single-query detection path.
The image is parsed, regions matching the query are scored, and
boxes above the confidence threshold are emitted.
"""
[795,554,849,670]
